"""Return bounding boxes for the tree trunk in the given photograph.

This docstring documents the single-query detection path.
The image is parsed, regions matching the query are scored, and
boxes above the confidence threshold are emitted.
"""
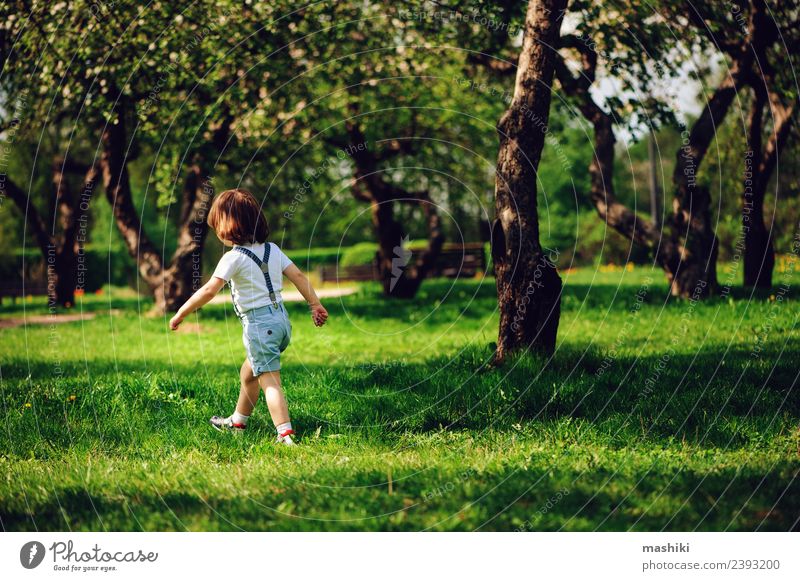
[554,37,743,298]
[99,98,219,314]
[371,196,409,295]
[159,167,215,312]
[6,158,96,307]
[666,68,740,297]
[743,217,774,288]
[100,100,165,296]
[667,184,719,297]
[52,159,97,306]
[370,189,444,298]
[51,161,77,306]
[648,129,661,227]
[493,0,566,362]
[343,113,444,299]
[5,175,60,303]
[742,87,794,289]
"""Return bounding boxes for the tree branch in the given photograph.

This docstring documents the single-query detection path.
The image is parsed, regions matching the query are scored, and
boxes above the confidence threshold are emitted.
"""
[672,62,745,200]
[3,174,54,254]
[554,54,675,265]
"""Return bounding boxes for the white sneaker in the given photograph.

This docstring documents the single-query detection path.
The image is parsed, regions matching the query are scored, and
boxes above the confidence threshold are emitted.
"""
[276,430,296,446]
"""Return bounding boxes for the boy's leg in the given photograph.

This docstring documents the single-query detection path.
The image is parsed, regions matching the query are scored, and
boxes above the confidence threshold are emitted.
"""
[210,359,260,431]
[257,370,290,426]
[235,359,261,416]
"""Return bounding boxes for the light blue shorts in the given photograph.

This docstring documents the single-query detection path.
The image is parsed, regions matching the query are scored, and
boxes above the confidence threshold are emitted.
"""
[239,303,291,375]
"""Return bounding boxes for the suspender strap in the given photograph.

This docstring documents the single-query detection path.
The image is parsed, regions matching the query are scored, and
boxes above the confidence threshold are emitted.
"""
[234,244,279,308]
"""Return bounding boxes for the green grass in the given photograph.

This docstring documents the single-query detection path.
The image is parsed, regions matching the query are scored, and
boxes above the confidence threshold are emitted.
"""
[1,266,799,531]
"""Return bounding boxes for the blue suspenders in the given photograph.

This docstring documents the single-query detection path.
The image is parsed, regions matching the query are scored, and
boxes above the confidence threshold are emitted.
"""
[232,243,280,313]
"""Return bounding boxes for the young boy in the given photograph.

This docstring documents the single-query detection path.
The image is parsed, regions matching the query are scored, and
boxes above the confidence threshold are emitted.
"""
[169,188,328,445]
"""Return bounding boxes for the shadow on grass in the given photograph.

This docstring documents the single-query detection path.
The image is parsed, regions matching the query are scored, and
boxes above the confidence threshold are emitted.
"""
[3,460,797,532]
[2,338,798,456]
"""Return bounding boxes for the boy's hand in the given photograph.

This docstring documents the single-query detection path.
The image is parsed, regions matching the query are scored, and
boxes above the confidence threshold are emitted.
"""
[310,303,328,327]
[169,313,184,331]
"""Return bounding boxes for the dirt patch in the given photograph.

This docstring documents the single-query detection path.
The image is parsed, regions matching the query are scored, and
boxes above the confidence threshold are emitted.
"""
[175,322,210,333]
[0,313,96,329]
[0,309,122,329]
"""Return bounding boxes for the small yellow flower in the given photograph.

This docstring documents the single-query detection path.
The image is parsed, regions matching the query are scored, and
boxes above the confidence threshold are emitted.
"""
[24,403,32,409]
[68,395,77,402]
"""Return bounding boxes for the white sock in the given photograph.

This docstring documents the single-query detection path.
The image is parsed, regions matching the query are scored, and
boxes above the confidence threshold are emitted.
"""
[276,421,293,436]
[231,411,249,426]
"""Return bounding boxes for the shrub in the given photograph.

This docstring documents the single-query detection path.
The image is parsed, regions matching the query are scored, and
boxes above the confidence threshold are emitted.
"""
[284,246,343,268]
[340,242,378,267]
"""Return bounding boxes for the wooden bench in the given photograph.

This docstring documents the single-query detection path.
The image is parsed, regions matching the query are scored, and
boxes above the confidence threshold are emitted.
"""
[319,263,377,284]
[0,282,50,304]
[318,243,487,283]
[430,242,487,278]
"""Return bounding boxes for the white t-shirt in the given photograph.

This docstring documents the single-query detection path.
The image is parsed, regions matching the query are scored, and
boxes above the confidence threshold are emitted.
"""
[212,242,294,312]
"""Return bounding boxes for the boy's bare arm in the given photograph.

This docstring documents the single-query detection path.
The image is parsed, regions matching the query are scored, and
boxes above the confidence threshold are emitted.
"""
[283,264,328,326]
[283,264,321,305]
[169,277,226,330]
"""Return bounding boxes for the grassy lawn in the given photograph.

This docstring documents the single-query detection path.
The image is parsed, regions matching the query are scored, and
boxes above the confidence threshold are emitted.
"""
[1,266,799,531]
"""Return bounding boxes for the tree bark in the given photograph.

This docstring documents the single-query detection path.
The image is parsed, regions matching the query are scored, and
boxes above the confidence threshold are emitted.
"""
[493,0,566,362]
[369,188,444,298]
[648,130,662,227]
[665,67,748,296]
[52,159,98,306]
[5,158,97,307]
[158,167,215,312]
[742,87,794,288]
[99,98,220,313]
[343,111,444,298]
[100,100,165,295]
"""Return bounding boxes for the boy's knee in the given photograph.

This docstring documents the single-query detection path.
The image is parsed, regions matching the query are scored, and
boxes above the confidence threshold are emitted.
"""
[240,359,256,381]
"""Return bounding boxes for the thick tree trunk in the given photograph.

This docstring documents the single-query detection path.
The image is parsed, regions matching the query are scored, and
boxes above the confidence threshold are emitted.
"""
[742,88,793,289]
[668,184,719,297]
[666,68,742,297]
[51,162,76,306]
[371,197,408,295]
[99,99,218,313]
[743,218,774,288]
[52,159,97,306]
[493,0,566,362]
[159,167,215,312]
[100,101,165,295]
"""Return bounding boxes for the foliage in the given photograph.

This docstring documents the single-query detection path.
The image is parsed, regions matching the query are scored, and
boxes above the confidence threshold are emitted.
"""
[3,1,794,281]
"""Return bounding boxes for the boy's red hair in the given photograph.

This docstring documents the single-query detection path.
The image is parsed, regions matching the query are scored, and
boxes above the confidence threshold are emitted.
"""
[207,188,270,245]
